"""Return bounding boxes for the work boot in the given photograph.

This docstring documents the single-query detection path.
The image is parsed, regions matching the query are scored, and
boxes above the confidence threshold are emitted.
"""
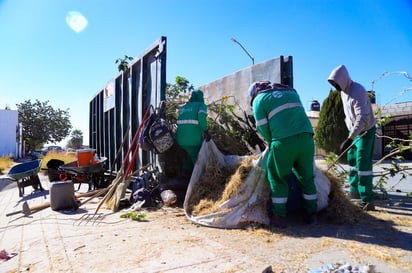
[304,212,318,225]
[349,191,360,199]
[270,214,287,229]
[359,201,375,211]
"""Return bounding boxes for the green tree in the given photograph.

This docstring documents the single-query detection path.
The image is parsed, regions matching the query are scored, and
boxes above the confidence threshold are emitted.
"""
[165,76,264,155]
[67,129,83,149]
[166,76,194,100]
[16,100,72,151]
[164,76,194,125]
[314,89,347,155]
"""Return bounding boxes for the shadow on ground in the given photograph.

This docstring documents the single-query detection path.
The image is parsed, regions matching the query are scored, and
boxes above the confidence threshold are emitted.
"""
[276,194,412,253]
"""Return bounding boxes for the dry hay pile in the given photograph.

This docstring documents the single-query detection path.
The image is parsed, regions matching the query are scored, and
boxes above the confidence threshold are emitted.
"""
[186,151,372,225]
[185,155,235,216]
[187,155,261,216]
[319,170,365,224]
[220,156,263,201]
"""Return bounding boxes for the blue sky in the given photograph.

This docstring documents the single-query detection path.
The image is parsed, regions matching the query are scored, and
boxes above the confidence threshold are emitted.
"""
[1,0,411,146]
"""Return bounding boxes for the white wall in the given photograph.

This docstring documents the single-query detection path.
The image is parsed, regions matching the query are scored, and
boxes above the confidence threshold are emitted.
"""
[198,56,289,116]
[0,109,18,157]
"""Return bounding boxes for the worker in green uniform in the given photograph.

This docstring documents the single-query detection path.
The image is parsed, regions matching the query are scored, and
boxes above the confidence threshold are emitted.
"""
[328,64,376,211]
[176,89,210,175]
[248,81,318,228]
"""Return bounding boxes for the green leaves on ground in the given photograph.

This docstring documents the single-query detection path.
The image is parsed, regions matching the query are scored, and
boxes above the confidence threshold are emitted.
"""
[120,211,147,221]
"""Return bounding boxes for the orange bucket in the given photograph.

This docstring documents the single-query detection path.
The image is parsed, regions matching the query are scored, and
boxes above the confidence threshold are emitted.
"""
[76,149,95,167]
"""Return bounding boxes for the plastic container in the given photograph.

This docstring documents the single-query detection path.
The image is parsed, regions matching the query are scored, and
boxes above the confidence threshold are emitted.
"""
[77,149,95,167]
[50,181,78,211]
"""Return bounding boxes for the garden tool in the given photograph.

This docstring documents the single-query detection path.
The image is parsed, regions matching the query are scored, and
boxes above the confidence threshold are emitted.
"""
[326,131,368,172]
[96,105,153,213]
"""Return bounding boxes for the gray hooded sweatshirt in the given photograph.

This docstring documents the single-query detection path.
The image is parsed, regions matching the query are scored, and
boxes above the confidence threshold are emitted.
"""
[328,65,376,138]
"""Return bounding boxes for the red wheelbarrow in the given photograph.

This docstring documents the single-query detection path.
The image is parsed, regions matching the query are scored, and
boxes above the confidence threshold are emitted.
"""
[58,157,108,191]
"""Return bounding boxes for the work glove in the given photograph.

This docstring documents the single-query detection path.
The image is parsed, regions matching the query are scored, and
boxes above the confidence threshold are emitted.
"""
[203,130,211,142]
[340,138,353,153]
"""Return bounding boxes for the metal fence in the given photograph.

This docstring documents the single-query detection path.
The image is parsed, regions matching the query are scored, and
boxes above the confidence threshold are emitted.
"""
[89,36,167,172]
[382,114,412,159]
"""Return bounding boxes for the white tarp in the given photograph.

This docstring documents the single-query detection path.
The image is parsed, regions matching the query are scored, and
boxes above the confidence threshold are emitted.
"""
[183,140,331,229]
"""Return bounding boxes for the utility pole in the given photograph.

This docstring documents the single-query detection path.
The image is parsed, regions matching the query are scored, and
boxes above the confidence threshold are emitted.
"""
[230,37,254,65]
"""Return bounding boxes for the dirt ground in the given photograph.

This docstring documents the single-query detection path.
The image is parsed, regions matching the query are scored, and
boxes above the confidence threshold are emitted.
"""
[1,171,412,273]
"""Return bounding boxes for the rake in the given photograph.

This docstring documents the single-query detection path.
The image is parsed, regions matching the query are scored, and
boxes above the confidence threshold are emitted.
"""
[74,212,105,226]
[95,105,153,213]
[326,131,368,172]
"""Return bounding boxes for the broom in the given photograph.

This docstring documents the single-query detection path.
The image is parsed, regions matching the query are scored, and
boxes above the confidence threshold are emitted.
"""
[79,125,132,210]
[96,105,153,213]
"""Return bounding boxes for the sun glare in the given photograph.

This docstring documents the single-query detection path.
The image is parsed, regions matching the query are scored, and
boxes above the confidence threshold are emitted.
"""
[65,11,88,33]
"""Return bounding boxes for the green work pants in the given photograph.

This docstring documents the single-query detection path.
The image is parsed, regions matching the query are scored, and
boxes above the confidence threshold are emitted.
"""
[347,126,376,203]
[267,133,317,217]
[180,145,201,171]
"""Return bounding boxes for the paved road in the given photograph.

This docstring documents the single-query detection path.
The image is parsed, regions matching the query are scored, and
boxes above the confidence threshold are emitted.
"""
[0,163,411,273]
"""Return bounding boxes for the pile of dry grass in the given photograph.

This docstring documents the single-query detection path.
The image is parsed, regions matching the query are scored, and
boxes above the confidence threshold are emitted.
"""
[187,150,369,225]
[187,155,237,216]
[188,155,263,217]
[219,156,258,200]
[319,170,365,224]
[0,156,14,174]
[218,155,268,212]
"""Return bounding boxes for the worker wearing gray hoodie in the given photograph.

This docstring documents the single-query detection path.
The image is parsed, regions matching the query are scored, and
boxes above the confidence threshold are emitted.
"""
[328,65,376,210]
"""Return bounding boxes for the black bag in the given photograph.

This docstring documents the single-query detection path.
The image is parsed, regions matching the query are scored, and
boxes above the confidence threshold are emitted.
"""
[138,101,174,154]
[150,118,174,154]
[139,107,157,152]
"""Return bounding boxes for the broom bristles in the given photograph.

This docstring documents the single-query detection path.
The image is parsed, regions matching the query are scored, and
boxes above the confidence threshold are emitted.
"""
[104,183,125,212]
[95,167,125,213]
[103,176,133,212]
[98,164,150,213]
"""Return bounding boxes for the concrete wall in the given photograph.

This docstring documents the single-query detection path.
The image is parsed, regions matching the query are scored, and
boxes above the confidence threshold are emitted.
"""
[198,56,293,116]
[0,109,18,157]
[381,101,412,116]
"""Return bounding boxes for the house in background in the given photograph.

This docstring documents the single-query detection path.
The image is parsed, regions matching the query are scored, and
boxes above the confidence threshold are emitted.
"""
[0,109,21,158]
[308,100,412,160]
[380,101,412,159]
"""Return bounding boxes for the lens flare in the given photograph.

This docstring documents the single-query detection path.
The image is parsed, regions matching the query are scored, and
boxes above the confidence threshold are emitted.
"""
[66,11,88,33]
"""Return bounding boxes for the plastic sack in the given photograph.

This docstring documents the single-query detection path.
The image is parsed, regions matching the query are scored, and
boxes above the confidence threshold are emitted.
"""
[149,118,174,153]
[183,140,331,229]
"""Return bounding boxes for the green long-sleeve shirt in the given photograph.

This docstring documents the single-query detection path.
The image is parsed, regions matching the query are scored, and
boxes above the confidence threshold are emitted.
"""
[252,89,313,142]
[176,90,208,146]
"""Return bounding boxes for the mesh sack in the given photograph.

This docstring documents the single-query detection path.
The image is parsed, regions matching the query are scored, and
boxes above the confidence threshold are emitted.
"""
[150,119,174,153]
